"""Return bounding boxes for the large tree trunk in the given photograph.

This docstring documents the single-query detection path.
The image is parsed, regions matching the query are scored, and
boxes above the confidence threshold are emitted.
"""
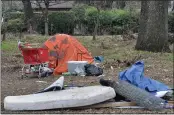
[22,0,35,33]
[135,1,170,52]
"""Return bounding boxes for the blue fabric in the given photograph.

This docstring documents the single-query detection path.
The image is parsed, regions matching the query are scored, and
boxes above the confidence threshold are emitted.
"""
[119,61,170,93]
[94,56,104,63]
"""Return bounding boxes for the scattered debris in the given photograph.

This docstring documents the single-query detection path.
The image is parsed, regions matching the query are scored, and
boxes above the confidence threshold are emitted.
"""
[36,81,48,84]
[84,64,103,76]
[119,61,170,93]
[13,53,23,58]
[77,100,174,109]
[100,79,168,111]
[103,55,142,69]
[94,56,104,63]
[36,76,64,93]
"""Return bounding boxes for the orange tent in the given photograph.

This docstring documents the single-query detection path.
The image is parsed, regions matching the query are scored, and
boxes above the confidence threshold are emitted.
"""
[44,34,94,75]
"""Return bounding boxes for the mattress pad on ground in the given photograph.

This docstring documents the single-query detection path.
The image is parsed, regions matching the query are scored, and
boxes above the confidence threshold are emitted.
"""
[4,86,116,110]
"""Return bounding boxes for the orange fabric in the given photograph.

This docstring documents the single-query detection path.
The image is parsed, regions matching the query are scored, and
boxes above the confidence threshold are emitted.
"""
[44,34,94,75]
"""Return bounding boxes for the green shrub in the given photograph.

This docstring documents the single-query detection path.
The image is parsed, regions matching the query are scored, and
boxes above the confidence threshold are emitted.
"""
[99,10,113,26]
[84,6,99,33]
[168,12,174,33]
[110,10,139,34]
[37,11,75,35]
[3,7,173,35]
[72,6,139,35]
[71,5,87,24]
[7,18,25,33]
[6,12,24,20]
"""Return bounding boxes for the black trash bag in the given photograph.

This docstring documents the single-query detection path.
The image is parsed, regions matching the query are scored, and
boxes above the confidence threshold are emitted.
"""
[84,64,103,76]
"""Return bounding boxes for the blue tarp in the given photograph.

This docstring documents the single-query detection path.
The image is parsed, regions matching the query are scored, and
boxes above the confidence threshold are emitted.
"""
[119,61,170,93]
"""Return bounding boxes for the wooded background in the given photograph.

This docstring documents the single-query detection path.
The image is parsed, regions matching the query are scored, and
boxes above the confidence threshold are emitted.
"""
[1,0,174,52]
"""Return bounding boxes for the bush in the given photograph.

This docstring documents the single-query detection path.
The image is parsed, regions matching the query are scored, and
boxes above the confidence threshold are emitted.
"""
[3,7,173,35]
[168,12,174,33]
[37,11,75,35]
[84,6,99,33]
[82,8,139,35]
[6,12,24,20]
[72,5,139,35]
[110,10,139,34]
[71,5,87,24]
[7,18,25,33]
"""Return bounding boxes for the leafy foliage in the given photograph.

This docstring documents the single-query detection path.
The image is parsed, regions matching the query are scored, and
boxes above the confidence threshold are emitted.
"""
[168,12,174,33]
[71,6,139,35]
[7,18,24,33]
[71,5,87,24]
[3,5,173,35]
[6,12,24,20]
[84,6,98,33]
[37,11,75,35]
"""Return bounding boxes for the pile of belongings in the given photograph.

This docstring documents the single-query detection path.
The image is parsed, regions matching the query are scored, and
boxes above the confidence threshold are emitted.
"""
[39,67,54,77]
[118,61,173,100]
[65,56,104,77]
[4,61,173,111]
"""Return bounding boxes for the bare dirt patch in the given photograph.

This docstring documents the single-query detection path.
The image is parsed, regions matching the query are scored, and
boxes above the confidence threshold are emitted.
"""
[1,37,173,114]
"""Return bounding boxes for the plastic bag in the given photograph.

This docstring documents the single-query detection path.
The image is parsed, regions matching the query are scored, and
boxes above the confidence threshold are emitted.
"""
[84,64,103,76]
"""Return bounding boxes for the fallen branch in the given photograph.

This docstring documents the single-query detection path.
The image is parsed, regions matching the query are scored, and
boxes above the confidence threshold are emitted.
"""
[80,101,174,109]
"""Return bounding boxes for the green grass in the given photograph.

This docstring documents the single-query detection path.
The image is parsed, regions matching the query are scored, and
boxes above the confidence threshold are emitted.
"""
[1,35,173,63]
[1,40,18,52]
[1,35,49,53]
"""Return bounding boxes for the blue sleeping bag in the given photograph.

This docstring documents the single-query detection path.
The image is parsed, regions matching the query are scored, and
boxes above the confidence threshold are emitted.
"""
[119,61,170,93]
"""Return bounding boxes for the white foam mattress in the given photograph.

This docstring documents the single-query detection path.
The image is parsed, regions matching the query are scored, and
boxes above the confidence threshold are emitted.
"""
[4,86,116,110]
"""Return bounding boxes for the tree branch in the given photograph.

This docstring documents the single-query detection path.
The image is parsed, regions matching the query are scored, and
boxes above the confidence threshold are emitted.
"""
[35,0,44,14]
[49,1,67,7]
[31,1,67,8]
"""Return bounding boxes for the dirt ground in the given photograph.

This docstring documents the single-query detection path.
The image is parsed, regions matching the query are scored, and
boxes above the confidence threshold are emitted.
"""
[1,36,174,114]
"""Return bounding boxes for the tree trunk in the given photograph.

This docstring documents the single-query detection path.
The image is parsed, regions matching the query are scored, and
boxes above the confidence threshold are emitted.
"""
[2,19,7,41]
[168,0,174,12]
[0,0,2,41]
[172,0,174,11]
[44,2,49,35]
[44,9,49,35]
[116,1,126,9]
[103,0,113,10]
[22,0,35,33]
[93,7,100,41]
[135,1,170,52]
